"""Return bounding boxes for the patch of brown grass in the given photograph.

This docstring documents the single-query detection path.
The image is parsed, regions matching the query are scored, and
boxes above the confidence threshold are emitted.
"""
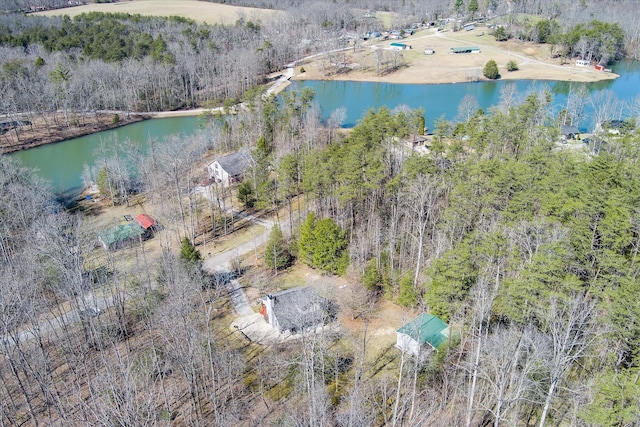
[293,26,618,85]
[34,0,285,25]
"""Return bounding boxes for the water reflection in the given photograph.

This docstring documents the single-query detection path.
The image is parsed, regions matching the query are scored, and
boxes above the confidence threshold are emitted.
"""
[290,60,640,132]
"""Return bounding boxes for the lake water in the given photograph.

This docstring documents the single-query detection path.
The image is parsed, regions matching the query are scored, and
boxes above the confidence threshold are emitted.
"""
[10,60,640,195]
[288,60,640,130]
[11,115,202,197]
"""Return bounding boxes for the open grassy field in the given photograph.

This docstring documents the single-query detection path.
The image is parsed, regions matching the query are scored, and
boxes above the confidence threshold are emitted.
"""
[35,0,285,25]
[295,25,619,85]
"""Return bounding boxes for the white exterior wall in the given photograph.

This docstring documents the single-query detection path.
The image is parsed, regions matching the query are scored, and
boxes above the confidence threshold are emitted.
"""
[396,332,420,356]
[262,297,280,330]
[208,161,232,187]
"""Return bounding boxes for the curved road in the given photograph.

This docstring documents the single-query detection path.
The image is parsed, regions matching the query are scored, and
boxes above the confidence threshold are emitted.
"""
[198,186,276,315]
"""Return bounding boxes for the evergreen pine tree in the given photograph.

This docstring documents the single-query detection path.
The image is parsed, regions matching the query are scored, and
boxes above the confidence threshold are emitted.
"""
[298,212,317,265]
[397,274,419,307]
[362,259,382,292]
[180,237,202,264]
[311,218,349,275]
[264,225,292,273]
[483,59,500,79]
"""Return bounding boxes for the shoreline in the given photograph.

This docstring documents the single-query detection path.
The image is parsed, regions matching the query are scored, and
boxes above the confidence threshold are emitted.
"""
[291,70,619,85]
[2,47,624,152]
[2,114,151,155]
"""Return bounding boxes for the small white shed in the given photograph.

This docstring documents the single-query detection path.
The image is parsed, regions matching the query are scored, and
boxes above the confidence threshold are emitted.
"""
[396,313,450,356]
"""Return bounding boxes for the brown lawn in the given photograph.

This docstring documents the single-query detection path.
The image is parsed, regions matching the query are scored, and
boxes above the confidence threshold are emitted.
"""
[294,26,619,85]
[34,0,285,25]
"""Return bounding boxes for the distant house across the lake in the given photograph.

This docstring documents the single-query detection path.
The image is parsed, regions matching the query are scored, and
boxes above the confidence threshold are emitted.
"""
[560,125,580,140]
[595,119,628,135]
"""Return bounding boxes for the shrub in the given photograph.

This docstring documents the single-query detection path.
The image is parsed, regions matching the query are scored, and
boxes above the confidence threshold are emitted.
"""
[494,26,508,41]
[507,60,519,71]
[300,66,306,73]
[237,181,255,208]
[180,237,202,264]
[264,225,292,272]
[483,59,500,79]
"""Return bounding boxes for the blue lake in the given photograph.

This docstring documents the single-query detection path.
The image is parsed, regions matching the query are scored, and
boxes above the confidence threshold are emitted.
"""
[287,60,640,131]
[10,60,640,195]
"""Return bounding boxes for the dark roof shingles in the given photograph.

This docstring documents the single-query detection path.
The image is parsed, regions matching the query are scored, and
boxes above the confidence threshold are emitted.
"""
[268,287,332,332]
[217,151,251,177]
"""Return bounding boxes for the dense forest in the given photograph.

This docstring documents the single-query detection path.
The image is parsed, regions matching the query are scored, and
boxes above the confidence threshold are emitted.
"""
[3,86,640,426]
[2,0,640,426]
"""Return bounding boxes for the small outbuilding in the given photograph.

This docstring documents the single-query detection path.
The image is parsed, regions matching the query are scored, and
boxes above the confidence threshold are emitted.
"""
[396,313,450,356]
[259,287,335,334]
[207,150,252,187]
[575,59,590,67]
[135,213,157,230]
[450,46,481,54]
[98,223,145,251]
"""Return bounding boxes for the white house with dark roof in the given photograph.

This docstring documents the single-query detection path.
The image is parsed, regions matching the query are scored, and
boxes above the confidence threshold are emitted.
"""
[207,150,252,187]
[259,287,334,334]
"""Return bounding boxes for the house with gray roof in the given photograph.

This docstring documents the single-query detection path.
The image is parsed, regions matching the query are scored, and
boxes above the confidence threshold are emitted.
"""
[560,125,580,140]
[207,150,252,187]
[259,287,335,334]
[396,313,451,356]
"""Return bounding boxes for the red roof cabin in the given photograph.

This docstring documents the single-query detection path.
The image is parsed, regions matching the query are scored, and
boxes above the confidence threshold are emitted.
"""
[136,213,157,230]
[595,64,605,71]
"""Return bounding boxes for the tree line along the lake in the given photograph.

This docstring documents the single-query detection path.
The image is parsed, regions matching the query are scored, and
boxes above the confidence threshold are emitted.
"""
[0,0,638,142]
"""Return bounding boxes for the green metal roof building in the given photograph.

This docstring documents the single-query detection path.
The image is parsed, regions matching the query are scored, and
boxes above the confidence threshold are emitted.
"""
[98,223,145,250]
[450,46,481,54]
[396,313,450,356]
